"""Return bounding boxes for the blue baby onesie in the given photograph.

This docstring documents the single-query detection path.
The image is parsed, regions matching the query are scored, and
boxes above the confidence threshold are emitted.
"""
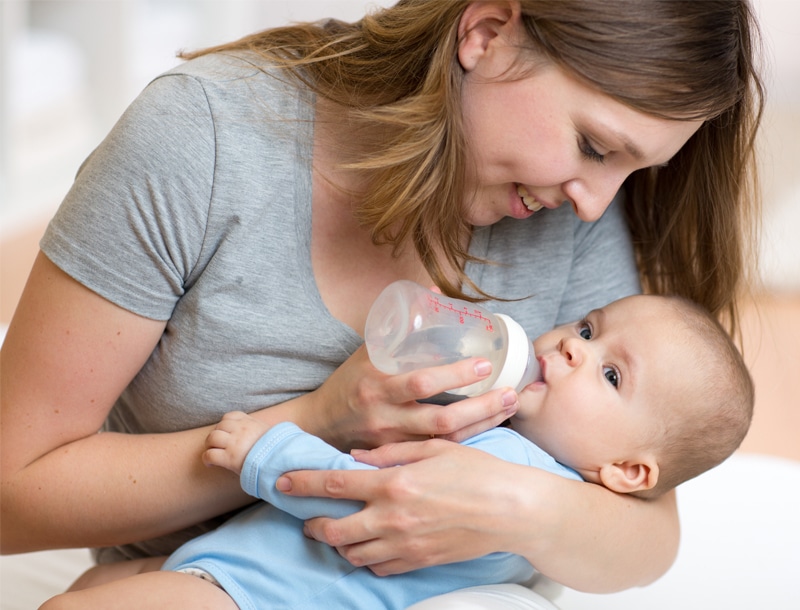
[163,423,582,610]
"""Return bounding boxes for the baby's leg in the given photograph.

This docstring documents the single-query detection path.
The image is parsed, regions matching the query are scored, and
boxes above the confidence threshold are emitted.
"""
[40,570,237,610]
[67,556,166,591]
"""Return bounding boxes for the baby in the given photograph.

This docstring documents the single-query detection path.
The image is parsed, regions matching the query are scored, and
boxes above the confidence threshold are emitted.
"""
[41,294,754,610]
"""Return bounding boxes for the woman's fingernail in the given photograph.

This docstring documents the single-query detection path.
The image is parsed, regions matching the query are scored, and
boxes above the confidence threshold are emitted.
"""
[276,476,292,492]
[502,390,518,409]
[350,448,368,455]
[474,360,492,377]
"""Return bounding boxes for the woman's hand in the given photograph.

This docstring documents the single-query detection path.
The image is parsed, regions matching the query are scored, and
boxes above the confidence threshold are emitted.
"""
[299,346,519,451]
[276,439,525,575]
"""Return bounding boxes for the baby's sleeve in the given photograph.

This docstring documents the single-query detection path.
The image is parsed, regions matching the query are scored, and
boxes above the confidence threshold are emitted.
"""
[240,422,375,520]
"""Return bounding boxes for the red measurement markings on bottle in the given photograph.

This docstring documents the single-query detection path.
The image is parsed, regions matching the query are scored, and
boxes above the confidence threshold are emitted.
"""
[426,294,495,331]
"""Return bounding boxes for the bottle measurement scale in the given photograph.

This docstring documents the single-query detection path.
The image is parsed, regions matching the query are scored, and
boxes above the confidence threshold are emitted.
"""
[365,281,540,398]
[427,293,496,331]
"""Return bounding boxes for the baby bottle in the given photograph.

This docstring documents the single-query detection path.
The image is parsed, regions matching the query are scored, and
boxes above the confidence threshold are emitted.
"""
[364,280,540,397]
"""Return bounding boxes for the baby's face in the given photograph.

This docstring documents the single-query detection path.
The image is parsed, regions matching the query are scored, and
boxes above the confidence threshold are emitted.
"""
[511,295,688,479]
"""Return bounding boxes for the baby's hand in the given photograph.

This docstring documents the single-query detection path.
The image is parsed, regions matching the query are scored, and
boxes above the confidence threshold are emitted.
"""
[203,411,270,475]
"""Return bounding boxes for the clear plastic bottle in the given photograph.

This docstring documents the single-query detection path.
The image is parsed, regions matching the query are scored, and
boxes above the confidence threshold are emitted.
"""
[364,280,540,397]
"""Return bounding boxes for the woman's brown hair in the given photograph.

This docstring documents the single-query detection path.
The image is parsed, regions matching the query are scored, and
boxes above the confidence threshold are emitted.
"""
[181,0,764,333]
[521,0,765,335]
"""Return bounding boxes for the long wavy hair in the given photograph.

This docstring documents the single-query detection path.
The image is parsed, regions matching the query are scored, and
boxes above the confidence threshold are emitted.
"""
[181,0,764,333]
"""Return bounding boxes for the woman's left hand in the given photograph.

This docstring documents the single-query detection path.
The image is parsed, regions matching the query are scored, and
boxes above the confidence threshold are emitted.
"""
[275,439,531,575]
[275,432,679,592]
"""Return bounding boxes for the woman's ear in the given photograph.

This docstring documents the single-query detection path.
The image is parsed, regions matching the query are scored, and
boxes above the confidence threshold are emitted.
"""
[457,1,521,72]
[599,460,659,494]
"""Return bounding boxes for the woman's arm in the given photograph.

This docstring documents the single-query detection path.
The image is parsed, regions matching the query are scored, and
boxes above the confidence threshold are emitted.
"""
[276,440,679,593]
[1,254,516,554]
[0,254,290,553]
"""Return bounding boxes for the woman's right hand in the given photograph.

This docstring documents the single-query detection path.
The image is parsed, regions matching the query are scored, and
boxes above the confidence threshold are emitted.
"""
[295,345,520,452]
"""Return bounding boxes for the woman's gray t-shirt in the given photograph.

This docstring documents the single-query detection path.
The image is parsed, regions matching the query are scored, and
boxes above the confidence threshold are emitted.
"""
[41,52,641,562]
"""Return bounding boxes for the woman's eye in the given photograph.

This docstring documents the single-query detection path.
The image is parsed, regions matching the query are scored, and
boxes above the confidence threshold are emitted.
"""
[579,137,605,164]
[603,366,620,388]
[578,323,592,340]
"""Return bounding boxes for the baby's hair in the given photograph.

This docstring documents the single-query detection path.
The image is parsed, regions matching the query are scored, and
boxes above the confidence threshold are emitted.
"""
[633,296,754,499]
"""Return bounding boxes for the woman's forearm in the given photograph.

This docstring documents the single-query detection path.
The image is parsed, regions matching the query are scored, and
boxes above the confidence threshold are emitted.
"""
[1,426,247,553]
[509,466,679,592]
[0,254,312,554]
[0,396,315,554]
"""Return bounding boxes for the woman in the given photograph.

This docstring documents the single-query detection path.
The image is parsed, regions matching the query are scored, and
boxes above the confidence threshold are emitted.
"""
[1,0,762,602]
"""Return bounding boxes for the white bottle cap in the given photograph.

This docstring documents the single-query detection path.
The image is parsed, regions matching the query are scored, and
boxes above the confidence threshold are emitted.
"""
[491,314,538,391]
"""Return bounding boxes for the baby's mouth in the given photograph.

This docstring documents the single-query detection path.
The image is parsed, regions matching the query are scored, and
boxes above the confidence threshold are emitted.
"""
[536,356,547,383]
[516,185,544,212]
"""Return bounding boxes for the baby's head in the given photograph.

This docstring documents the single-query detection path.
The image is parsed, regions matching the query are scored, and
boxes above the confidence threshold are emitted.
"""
[513,294,754,498]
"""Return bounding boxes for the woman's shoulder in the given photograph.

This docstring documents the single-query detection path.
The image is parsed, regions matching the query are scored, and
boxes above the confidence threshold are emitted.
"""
[157,51,305,97]
[161,51,270,81]
[146,51,313,128]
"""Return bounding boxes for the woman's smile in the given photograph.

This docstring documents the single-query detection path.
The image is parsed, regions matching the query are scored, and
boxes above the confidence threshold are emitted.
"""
[516,184,545,213]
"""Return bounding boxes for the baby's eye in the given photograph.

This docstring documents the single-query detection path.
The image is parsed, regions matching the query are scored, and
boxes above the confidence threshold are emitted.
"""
[578,322,592,340]
[603,366,620,388]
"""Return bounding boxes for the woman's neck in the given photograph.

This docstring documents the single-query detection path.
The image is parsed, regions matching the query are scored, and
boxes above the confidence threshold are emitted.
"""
[310,100,433,334]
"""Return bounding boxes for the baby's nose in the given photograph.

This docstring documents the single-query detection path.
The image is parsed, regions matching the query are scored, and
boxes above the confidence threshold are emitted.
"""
[559,337,585,367]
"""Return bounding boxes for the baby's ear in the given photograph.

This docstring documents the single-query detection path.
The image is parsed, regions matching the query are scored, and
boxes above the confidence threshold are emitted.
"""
[599,460,659,494]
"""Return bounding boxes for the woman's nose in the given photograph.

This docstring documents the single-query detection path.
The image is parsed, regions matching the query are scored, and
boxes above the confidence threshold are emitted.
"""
[562,172,627,222]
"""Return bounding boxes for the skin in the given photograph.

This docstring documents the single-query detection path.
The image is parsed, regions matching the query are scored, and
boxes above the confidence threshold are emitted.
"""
[514,295,693,493]
[457,3,702,226]
[41,570,238,610]
[3,0,703,596]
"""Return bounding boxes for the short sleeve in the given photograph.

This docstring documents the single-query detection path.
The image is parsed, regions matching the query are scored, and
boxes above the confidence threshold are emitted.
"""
[41,72,216,320]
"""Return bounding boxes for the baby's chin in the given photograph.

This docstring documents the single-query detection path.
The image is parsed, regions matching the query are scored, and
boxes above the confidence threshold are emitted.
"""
[514,381,545,414]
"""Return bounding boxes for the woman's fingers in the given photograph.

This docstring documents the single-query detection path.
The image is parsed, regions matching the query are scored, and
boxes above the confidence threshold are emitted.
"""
[386,356,492,404]
[426,388,518,440]
[278,464,393,501]
[312,343,516,447]
[303,514,375,551]
[281,441,517,573]
[350,439,447,468]
[278,439,460,496]
[391,387,517,441]
[302,516,427,575]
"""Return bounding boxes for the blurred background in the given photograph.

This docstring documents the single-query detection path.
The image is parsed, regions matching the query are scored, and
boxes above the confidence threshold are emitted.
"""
[0,1,798,609]
[1,0,799,294]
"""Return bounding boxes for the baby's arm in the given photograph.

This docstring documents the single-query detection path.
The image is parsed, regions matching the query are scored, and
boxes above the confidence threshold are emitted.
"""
[203,411,273,475]
[204,412,374,520]
[203,412,583,526]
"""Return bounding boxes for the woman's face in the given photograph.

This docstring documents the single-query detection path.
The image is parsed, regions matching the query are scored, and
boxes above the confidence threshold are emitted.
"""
[459,39,702,226]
